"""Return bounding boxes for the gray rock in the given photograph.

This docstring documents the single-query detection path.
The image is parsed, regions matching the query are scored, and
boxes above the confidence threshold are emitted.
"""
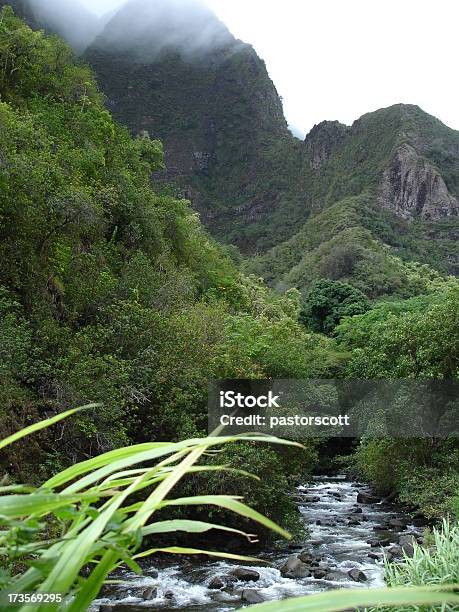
[164,590,174,599]
[380,143,459,220]
[348,568,367,582]
[387,545,402,558]
[241,589,265,604]
[298,551,313,564]
[351,507,363,514]
[368,552,382,560]
[399,535,416,557]
[368,537,390,547]
[141,586,157,600]
[208,576,225,590]
[313,569,327,579]
[399,534,416,547]
[357,491,381,504]
[280,555,311,578]
[230,568,260,582]
[305,496,320,503]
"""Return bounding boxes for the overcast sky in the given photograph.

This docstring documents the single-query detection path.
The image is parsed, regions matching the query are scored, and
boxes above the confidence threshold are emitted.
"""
[81,0,459,137]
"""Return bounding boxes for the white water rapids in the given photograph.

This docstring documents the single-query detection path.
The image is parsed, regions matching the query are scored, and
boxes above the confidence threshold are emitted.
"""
[93,476,421,611]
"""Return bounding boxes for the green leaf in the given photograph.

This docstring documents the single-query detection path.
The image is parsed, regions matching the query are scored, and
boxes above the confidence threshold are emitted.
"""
[248,584,459,611]
[162,495,291,539]
[44,442,170,489]
[141,519,255,540]
[133,546,265,564]
[0,493,95,519]
[0,405,98,451]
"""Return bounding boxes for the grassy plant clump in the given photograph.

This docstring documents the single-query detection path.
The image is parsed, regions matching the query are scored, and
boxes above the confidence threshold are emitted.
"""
[364,520,459,612]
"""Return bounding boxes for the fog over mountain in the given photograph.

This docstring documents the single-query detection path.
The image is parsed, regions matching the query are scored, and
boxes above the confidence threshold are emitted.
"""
[92,0,237,59]
[15,0,237,59]
[28,0,104,52]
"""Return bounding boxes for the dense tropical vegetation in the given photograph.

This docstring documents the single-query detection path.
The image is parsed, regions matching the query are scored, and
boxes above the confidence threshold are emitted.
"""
[0,5,457,610]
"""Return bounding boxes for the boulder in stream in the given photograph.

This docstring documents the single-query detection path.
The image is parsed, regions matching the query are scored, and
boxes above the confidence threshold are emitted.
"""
[357,491,381,504]
[313,569,327,579]
[348,568,367,582]
[298,550,313,564]
[280,555,311,578]
[208,576,226,589]
[387,545,403,559]
[368,551,382,560]
[399,534,416,556]
[230,568,260,582]
[241,589,265,604]
[141,586,157,600]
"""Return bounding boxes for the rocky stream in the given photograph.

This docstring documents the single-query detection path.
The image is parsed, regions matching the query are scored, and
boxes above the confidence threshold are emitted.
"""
[93,476,426,611]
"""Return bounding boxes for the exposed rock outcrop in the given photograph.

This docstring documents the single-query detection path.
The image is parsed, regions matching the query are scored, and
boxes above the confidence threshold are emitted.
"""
[304,120,349,170]
[380,143,459,219]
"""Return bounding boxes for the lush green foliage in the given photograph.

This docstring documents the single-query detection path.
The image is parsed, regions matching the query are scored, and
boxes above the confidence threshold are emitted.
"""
[366,521,459,612]
[0,7,340,533]
[246,194,456,299]
[0,409,300,609]
[300,278,369,335]
[351,439,459,519]
[340,285,459,518]
[338,283,458,378]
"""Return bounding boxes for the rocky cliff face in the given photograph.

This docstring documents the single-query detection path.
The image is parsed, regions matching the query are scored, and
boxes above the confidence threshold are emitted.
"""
[84,0,293,247]
[381,143,459,219]
[304,121,350,170]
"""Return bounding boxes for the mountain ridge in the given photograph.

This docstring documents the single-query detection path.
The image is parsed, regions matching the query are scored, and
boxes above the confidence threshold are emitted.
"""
[3,0,458,297]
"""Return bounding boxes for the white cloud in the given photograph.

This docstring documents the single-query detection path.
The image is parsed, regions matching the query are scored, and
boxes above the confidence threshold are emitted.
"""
[81,0,125,14]
[81,0,459,136]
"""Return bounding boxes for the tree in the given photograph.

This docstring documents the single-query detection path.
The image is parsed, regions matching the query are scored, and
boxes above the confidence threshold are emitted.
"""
[300,278,370,335]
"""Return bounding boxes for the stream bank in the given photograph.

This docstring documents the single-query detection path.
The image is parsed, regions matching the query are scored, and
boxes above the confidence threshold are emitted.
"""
[93,476,426,611]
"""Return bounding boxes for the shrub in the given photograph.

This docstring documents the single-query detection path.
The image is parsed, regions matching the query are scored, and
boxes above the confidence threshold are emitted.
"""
[365,520,459,612]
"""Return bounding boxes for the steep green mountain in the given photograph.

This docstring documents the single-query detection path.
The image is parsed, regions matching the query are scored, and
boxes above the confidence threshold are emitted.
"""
[245,105,459,296]
[6,1,458,295]
[82,4,458,296]
[84,0,302,251]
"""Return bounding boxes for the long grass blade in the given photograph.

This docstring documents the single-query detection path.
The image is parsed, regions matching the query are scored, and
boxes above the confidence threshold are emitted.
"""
[248,584,459,611]
[162,494,292,539]
[0,405,98,451]
[133,546,266,563]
